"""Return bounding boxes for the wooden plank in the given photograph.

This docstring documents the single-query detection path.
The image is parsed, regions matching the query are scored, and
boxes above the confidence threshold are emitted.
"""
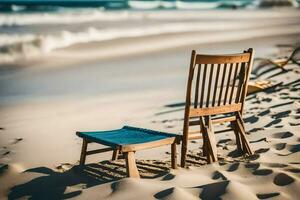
[223,63,233,105]
[121,137,176,152]
[181,50,196,168]
[79,139,88,166]
[202,132,208,157]
[240,48,255,113]
[189,103,242,117]
[189,116,236,126]
[125,152,140,178]
[206,64,214,107]
[196,53,250,64]
[194,64,201,108]
[188,133,203,140]
[212,64,221,106]
[229,63,239,104]
[200,64,207,108]
[86,147,114,155]
[171,143,177,169]
[218,63,227,106]
[235,63,246,103]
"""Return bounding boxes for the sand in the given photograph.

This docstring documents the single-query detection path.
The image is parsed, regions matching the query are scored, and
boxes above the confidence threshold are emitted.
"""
[1,8,300,200]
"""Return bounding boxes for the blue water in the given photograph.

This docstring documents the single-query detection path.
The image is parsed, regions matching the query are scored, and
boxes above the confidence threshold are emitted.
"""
[0,0,255,12]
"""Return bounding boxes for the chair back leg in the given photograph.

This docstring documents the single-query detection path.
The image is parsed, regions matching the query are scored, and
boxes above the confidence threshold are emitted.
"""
[180,141,188,167]
[235,113,253,155]
[201,116,218,163]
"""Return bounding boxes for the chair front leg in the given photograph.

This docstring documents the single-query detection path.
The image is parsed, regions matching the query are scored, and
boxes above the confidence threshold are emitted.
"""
[80,139,88,166]
[124,151,140,178]
[171,143,177,169]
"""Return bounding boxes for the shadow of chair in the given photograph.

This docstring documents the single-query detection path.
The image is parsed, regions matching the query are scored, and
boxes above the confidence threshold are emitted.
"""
[8,160,171,200]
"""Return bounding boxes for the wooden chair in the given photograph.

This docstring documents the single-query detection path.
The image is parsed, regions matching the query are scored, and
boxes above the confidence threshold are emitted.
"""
[76,126,180,178]
[180,49,254,167]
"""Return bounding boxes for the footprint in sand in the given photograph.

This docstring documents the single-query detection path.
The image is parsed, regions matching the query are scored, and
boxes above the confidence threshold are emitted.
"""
[273,173,295,186]
[271,131,293,139]
[11,138,23,145]
[287,168,300,173]
[258,109,271,116]
[245,163,260,170]
[253,169,273,176]
[0,163,8,174]
[256,192,280,199]
[244,115,259,124]
[286,144,300,153]
[212,171,227,180]
[289,122,300,126]
[264,119,282,128]
[250,138,267,143]
[271,110,291,119]
[249,128,265,133]
[162,173,175,181]
[255,148,270,154]
[226,163,240,172]
[1,147,10,156]
[273,143,286,150]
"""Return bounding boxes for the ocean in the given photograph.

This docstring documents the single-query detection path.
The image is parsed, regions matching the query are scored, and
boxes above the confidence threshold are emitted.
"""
[0,0,299,64]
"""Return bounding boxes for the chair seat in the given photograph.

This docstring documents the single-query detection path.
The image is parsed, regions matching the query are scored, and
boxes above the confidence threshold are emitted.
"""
[76,126,177,147]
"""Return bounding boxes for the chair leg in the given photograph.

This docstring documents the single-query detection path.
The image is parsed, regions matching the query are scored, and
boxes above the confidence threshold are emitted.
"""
[235,120,253,155]
[235,113,253,155]
[80,139,88,166]
[112,149,119,161]
[171,143,177,169]
[180,141,187,168]
[124,151,140,178]
[202,131,208,157]
[201,116,218,163]
[230,121,243,153]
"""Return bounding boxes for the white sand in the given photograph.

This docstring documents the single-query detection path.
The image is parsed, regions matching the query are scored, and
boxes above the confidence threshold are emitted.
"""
[0,9,300,199]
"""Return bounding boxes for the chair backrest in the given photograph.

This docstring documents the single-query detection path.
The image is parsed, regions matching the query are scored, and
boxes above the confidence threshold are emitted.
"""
[182,48,254,139]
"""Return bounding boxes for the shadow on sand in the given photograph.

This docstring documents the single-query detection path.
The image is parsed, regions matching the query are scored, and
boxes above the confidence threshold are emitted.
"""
[8,160,171,200]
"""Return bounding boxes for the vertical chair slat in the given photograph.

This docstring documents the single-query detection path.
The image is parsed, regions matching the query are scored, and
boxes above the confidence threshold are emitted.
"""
[235,62,246,103]
[223,63,233,105]
[200,64,207,108]
[194,64,201,108]
[206,64,214,107]
[229,63,239,104]
[218,63,227,106]
[212,64,221,107]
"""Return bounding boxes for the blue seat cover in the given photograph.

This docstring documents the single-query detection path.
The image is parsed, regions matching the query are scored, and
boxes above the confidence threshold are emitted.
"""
[77,126,177,147]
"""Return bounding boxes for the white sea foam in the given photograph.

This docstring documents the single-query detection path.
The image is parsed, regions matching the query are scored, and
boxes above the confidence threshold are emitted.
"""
[1,7,300,64]
[0,21,243,62]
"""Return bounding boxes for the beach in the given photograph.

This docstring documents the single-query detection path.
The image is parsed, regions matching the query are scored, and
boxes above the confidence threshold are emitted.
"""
[0,6,300,199]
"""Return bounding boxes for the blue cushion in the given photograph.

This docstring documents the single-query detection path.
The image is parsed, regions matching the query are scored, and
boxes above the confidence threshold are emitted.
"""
[76,126,177,147]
